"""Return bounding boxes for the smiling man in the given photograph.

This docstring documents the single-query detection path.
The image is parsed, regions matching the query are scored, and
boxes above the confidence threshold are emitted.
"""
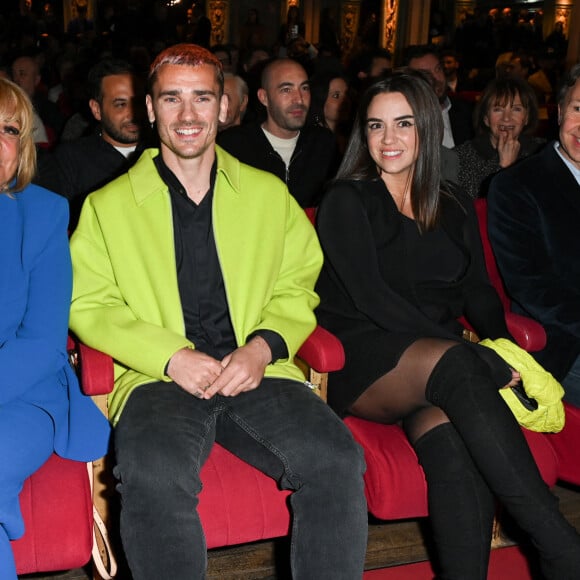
[36,58,147,228]
[68,44,367,580]
[218,57,339,207]
[488,63,580,408]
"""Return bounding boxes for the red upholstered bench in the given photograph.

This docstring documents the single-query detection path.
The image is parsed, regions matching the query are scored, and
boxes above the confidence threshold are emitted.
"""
[12,337,101,575]
[345,417,560,522]
[12,454,94,575]
[548,404,580,485]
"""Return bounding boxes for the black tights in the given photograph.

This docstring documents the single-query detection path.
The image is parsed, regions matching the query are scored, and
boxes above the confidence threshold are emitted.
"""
[349,339,580,580]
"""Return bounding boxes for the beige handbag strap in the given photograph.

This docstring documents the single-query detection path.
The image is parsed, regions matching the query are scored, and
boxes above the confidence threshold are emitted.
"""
[87,462,118,579]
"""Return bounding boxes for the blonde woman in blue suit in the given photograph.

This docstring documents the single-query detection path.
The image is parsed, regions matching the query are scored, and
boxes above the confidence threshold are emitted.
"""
[0,78,110,580]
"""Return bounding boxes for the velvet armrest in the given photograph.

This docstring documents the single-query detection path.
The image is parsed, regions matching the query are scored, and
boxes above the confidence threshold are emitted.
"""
[505,312,547,352]
[69,324,345,398]
[67,335,114,396]
[460,312,547,353]
[297,325,345,373]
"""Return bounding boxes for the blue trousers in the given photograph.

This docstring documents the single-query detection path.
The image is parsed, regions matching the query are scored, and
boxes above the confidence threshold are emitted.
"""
[114,378,368,580]
[0,401,55,580]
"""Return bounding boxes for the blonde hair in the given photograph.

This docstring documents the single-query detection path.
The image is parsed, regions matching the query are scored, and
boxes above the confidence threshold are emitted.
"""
[0,78,37,194]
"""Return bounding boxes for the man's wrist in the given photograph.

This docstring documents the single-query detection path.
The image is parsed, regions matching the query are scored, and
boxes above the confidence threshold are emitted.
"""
[248,335,273,366]
[247,330,288,363]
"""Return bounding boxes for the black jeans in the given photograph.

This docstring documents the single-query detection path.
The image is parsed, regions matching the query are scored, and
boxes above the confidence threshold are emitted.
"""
[114,378,368,580]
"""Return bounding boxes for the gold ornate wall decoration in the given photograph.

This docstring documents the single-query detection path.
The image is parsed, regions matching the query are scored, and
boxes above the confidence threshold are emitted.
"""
[555,3,573,36]
[454,1,476,29]
[209,0,228,45]
[63,0,96,32]
[382,0,399,54]
[341,2,361,56]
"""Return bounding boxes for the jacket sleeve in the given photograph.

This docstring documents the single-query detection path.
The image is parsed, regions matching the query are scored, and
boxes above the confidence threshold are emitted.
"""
[244,194,322,360]
[317,181,454,336]
[69,196,193,381]
[0,194,72,404]
[488,168,580,337]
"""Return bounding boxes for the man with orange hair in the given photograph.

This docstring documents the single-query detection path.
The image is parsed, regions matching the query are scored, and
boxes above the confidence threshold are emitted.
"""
[69,44,367,579]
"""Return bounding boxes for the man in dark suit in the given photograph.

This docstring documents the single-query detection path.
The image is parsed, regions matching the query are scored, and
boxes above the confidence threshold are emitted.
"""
[488,63,580,407]
[403,45,474,148]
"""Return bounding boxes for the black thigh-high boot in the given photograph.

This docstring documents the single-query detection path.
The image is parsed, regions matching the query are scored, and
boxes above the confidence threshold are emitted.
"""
[413,422,496,580]
[425,344,580,579]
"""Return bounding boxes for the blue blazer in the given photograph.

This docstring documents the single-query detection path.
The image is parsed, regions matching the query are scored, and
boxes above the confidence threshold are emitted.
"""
[1,184,109,461]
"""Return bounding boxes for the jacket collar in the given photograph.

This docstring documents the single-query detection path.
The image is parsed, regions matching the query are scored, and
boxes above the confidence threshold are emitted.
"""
[127,146,242,206]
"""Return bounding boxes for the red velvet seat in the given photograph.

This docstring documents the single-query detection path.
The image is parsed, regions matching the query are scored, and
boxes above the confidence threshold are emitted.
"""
[550,403,580,485]
[198,444,291,548]
[346,416,559,522]
[12,337,97,574]
[74,327,345,553]
[12,455,94,574]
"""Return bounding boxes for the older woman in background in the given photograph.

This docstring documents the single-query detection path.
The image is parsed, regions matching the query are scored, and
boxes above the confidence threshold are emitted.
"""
[0,78,109,579]
[456,76,545,198]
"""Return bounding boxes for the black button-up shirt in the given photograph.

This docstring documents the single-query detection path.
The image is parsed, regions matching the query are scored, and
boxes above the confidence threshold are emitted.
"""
[155,155,287,362]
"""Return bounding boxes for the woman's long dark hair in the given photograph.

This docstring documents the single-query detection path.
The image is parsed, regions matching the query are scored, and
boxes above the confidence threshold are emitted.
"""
[337,68,444,232]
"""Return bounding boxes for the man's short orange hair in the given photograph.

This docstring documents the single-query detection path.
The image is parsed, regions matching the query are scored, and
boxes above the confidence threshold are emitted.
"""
[148,44,224,95]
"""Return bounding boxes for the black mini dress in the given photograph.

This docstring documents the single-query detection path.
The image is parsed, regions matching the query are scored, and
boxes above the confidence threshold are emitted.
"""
[315,178,510,415]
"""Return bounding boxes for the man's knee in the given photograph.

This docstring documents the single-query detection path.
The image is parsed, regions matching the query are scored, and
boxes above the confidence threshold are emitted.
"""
[296,419,366,485]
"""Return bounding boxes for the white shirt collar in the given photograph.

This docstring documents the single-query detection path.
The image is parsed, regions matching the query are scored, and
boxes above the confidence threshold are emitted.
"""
[554,141,580,186]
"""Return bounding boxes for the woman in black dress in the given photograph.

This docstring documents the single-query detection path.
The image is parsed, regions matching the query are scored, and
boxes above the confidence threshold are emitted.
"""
[315,69,580,580]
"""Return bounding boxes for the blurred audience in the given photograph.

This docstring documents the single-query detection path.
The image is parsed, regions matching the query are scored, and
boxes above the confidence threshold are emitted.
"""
[218,58,339,207]
[403,44,474,148]
[219,72,249,131]
[307,72,352,155]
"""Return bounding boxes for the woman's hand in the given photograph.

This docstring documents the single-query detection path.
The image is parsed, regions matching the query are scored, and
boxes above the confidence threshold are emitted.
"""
[497,128,521,168]
[503,367,521,389]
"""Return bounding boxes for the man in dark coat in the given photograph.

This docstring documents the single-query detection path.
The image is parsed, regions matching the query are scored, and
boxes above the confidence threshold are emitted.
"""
[488,63,580,407]
[404,44,474,148]
[36,58,149,228]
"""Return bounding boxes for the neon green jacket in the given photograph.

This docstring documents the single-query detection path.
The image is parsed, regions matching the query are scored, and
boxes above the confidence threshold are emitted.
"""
[480,338,565,433]
[69,147,323,424]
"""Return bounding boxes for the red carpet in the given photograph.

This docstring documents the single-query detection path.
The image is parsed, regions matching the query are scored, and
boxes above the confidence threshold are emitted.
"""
[363,546,535,579]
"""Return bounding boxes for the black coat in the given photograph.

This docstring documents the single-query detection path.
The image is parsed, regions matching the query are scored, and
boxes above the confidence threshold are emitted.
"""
[316,179,510,412]
[217,123,339,207]
[488,143,580,379]
[448,95,475,147]
[36,132,143,229]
